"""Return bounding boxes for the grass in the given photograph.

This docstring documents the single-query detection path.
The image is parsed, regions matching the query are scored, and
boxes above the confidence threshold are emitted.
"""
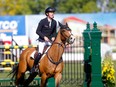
[0,61,116,87]
[0,62,84,87]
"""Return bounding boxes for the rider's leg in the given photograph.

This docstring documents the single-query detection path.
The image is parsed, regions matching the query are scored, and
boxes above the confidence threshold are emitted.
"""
[30,42,45,73]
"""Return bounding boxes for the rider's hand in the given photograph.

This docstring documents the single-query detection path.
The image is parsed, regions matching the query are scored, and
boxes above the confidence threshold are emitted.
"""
[44,36,49,41]
[51,37,55,41]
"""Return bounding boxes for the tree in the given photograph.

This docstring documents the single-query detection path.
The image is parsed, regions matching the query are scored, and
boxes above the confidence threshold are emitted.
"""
[0,0,32,15]
[57,0,99,13]
[36,0,55,14]
[97,0,116,12]
[0,0,115,15]
[82,1,100,13]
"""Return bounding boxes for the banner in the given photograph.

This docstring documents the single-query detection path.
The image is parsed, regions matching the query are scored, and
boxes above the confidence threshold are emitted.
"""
[0,16,25,36]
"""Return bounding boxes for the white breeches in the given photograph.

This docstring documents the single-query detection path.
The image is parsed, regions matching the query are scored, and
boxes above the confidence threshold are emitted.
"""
[38,41,51,54]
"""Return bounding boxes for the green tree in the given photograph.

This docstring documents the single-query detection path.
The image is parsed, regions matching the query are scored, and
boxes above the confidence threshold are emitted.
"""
[98,0,116,12]
[1,0,116,15]
[107,0,116,12]
[57,0,99,13]
[0,0,32,15]
[36,0,55,14]
[82,1,100,13]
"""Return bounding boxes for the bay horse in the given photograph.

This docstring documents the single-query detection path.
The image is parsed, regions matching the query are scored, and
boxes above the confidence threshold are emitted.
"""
[10,22,75,87]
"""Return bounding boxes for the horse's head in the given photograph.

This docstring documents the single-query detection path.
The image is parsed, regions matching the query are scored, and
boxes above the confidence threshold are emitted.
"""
[59,22,75,44]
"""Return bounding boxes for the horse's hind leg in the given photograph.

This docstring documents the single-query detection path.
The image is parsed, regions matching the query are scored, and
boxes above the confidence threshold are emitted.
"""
[16,61,27,86]
[23,73,37,86]
[15,72,25,86]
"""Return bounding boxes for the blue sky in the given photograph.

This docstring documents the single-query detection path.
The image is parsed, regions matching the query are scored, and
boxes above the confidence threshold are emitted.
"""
[55,13,116,27]
[77,13,116,27]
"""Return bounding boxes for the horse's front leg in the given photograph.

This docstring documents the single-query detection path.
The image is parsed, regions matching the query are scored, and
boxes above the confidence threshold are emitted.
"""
[41,73,47,87]
[54,73,62,87]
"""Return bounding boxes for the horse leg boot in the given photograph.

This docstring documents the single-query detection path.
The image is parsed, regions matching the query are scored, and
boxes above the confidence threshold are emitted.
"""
[30,53,42,73]
[23,73,37,86]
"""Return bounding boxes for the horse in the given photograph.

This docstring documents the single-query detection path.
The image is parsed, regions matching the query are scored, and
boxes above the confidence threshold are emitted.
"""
[10,22,75,87]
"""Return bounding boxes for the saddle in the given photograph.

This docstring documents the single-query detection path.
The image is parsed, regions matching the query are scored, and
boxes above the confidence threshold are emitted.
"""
[31,45,50,60]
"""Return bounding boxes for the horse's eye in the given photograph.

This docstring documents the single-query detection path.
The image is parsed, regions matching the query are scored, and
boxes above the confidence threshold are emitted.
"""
[67,28,71,30]
[67,28,69,30]
[62,30,65,32]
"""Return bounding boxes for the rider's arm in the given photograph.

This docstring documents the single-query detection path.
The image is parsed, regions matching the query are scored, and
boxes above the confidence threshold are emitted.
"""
[36,20,45,39]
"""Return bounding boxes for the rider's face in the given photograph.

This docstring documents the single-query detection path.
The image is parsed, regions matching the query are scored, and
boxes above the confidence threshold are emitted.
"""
[47,12,54,19]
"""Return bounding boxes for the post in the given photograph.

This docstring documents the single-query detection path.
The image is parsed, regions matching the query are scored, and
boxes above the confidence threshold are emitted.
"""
[90,22,103,87]
[47,77,55,87]
[83,23,91,87]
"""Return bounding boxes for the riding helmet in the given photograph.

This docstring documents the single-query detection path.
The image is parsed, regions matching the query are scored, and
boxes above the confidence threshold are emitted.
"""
[45,7,56,14]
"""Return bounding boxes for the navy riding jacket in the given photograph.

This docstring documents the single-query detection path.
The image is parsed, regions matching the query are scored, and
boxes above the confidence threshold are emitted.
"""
[36,17,57,42]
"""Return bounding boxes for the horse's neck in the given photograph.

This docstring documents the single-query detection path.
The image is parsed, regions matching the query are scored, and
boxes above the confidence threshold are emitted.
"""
[55,30,65,44]
[54,31,65,48]
[48,32,65,62]
[55,31,62,43]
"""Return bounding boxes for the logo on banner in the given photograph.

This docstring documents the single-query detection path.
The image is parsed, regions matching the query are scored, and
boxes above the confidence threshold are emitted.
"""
[0,20,18,34]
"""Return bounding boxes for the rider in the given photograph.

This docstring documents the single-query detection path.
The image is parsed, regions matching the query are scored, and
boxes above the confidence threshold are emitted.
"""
[31,7,57,73]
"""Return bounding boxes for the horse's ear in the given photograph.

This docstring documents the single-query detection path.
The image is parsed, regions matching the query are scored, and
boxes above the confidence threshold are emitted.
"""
[66,22,68,27]
[58,22,63,27]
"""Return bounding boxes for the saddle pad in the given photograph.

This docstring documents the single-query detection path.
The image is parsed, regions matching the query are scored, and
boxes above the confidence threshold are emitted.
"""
[30,46,51,59]
[30,50,36,59]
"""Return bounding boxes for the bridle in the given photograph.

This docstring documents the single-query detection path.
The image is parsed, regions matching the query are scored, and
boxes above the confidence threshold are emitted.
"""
[60,29,73,46]
[46,28,74,65]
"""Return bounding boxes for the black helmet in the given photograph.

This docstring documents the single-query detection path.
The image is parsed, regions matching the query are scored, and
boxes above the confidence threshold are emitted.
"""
[45,7,56,14]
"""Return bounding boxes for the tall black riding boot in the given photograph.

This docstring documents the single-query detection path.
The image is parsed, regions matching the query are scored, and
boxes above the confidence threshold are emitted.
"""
[30,53,41,73]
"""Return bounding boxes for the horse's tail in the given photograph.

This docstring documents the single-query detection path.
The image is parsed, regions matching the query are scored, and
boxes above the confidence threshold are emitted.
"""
[8,64,19,80]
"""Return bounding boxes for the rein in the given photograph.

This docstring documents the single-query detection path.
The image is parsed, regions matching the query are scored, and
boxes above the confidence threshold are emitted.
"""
[45,29,73,65]
[46,42,65,65]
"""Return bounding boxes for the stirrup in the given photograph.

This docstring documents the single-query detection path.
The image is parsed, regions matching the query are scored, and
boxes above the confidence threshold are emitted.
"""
[35,67,39,73]
[30,65,39,74]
